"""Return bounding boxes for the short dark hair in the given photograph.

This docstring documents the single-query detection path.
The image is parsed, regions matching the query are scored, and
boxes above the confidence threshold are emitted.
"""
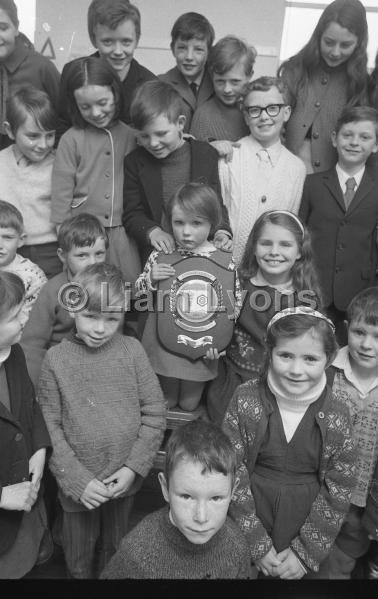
[208,36,256,78]
[57,213,108,253]
[6,86,57,134]
[164,420,236,487]
[130,80,184,130]
[65,57,122,128]
[346,287,378,326]
[88,0,140,46]
[0,200,23,235]
[0,0,18,28]
[167,182,222,237]
[170,12,215,50]
[0,271,24,322]
[73,262,125,313]
[334,105,378,135]
[243,76,290,105]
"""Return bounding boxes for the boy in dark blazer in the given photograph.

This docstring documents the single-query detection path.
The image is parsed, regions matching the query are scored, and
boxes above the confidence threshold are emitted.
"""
[299,106,378,343]
[159,12,215,132]
[123,80,232,263]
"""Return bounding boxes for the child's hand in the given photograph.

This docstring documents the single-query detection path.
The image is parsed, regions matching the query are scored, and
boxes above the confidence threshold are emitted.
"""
[0,481,38,511]
[255,546,282,577]
[80,478,111,510]
[210,140,240,162]
[204,347,225,360]
[29,447,46,493]
[103,467,136,499]
[149,228,175,254]
[274,548,306,579]
[151,263,176,283]
[213,232,233,252]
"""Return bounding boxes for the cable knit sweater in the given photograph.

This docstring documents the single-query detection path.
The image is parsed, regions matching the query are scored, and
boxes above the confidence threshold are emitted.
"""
[37,333,166,512]
[190,96,249,142]
[101,507,252,579]
[218,136,306,265]
[0,145,56,245]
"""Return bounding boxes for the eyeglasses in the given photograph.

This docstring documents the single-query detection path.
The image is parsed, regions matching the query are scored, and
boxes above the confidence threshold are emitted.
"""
[243,104,286,118]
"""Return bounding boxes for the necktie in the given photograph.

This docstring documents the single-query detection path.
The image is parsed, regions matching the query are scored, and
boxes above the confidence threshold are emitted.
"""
[344,177,356,210]
[257,148,271,164]
[190,81,198,98]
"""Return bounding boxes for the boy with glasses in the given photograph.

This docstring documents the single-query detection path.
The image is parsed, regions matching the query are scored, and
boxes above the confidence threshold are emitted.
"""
[218,76,306,265]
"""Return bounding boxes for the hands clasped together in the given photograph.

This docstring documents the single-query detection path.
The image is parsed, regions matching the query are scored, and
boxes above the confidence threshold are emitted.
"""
[79,466,136,510]
[255,546,306,580]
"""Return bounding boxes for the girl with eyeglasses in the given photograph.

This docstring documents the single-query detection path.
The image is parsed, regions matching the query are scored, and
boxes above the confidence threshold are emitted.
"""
[278,0,369,174]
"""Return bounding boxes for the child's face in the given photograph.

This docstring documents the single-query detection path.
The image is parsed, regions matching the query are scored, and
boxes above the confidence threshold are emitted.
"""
[74,308,123,348]
[137,114,185,159]
[243,87,291,148]
[172,36,209,82]
[0,8,18,62]
[7,113,55,163]
[348,318,378,374]
[254,223,301,285]
[74,85,116,129]
[0,302,24,350]
[93,19,138,81]
[332,120,378,170]
[171,205,211,250]
[159,457,233,545]
[0,227,22,268]
[58,237,107,277]
[320,21,358,69]
[270,329,328,396]
[212,59,252,107]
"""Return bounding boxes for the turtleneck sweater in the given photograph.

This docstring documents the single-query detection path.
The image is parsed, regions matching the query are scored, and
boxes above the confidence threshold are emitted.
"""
[100,506,252,579]
[267,370,327,442]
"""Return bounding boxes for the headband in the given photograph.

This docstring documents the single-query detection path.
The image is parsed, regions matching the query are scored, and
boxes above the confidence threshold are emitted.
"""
[267,306,336,333]
[268,210,305,238]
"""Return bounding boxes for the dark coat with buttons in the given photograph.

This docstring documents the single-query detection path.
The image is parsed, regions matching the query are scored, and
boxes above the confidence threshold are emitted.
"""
[299,166,378,311]
[0,344,50,556]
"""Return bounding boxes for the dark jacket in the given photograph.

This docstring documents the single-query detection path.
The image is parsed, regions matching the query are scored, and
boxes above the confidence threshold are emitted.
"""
[362,460,378,539]
[56,55,156,140]
[0,345,50,556]
[122,138,230,260]
[299,166,378,311]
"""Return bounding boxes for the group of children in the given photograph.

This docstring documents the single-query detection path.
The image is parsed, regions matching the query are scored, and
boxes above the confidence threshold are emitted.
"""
[1,0,378,581]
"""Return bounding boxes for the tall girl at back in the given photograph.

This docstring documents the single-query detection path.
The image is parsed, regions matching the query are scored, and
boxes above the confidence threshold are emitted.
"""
[278,0,368,174]
[207,210,322,424]
[223,307,356,579]
[51,56,140,287]
[135,182,240,412]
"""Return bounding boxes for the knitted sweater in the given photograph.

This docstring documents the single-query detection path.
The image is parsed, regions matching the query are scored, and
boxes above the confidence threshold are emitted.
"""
[37,333,166,511]
[218,136,306,265]
[223,379,356,572]
[0,146,57,245]
[3,253,47,323]
[101,507,252,579]
[20,271,73,388]
[51,121,136,227]
[190,95,249,142]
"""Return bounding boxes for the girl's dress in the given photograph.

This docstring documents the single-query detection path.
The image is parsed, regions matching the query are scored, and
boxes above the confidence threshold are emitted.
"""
[135,242,240,382]
[207,271,301,423]
[51,120,140,286]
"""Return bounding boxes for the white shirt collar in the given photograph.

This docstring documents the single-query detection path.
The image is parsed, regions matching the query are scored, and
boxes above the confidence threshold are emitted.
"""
[184,71,204,88]
[250,269,294,293]
[335,163,365,193]
[333,345,378,396]
[246,136,282,167]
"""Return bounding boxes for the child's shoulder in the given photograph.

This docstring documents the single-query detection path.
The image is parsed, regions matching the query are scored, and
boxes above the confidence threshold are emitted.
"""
[115,332,147,356]
[222,515,251,552]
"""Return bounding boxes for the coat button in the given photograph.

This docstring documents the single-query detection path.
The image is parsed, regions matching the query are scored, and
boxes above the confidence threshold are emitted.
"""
[15,433,23,441]
[321,77,328,85]
[318,411,325,419]
[105,193,110,199]
[337,243,344,250]
[105,151,111,155]
[312,132,319,139]
[335,266,341,273]
[315,101,321,108]
[314,160,320,167]
[105,171,110,178]
[104,215,109,219]
[261,195,267,203]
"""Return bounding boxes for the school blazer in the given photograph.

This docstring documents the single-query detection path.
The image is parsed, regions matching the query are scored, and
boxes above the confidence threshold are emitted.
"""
[299,167,378,311]
[159,66,214,131]
[0,345,51,556]
[122,138,230,261]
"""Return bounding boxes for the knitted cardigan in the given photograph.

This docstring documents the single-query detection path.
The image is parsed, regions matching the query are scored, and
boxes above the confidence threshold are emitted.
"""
[190,95,249,142]
[0,146,57,245]
[101,507,252,579]
[37,333,166,511]
[222,379,356,572]
[218,135,306,265]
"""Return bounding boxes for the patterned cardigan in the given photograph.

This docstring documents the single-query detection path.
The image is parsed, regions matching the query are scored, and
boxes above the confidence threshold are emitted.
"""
[222,379,356,572]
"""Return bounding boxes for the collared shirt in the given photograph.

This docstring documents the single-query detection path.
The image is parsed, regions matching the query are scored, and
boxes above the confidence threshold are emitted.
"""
[335,163,365,195]
[254,138,282,167]
[183,71,204,90]
[333,346,378,397]
[251,269,294,294]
